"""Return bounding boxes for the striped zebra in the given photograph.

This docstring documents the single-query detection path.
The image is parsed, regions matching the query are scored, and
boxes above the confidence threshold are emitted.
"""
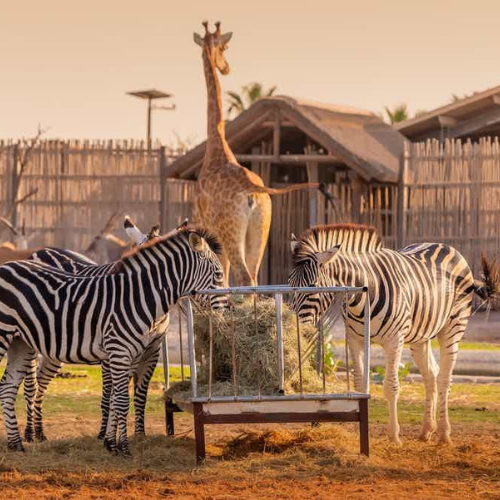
[0,226,224,454]
[288,223,498,444]
[17,216,178,443]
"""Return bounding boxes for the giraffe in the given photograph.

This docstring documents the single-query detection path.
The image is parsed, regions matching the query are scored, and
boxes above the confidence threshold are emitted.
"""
[193,21,329,286]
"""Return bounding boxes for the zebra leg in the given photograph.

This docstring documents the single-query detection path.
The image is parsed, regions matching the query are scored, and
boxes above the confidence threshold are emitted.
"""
[410,340,438,441]
[347,331,365,392]
[436,319,468,444]
[105,361,132,456]
[104,392,118,453]
[22,345,38,443]
[34,357,63,442]
[382,337,405,445]
[0,334,28,451]
[98,359,112,440]
[133,344,161,436]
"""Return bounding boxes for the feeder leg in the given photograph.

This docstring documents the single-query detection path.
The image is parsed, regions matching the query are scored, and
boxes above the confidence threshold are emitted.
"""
[166,398,175,437]
[193,403,206,465]
[359,399,369,456]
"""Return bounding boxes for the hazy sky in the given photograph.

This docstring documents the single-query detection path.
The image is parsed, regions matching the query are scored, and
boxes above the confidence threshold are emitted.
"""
[2,0,500,144]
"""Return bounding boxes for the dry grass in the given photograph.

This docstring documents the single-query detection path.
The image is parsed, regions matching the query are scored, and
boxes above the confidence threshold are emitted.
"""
[187,296,320,396]
[0,366,499,499]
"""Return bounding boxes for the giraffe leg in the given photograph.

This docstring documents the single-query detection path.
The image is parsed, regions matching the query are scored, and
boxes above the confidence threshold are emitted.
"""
[382,337,405,445]
[245,194,271,285]
[223,226,253,287]
[435,314,469,444]
[219,253,231,288]
[410,340,438,441]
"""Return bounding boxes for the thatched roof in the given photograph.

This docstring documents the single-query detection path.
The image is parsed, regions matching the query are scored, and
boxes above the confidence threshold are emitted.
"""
[167,96,407,183]
[396,83,500,140]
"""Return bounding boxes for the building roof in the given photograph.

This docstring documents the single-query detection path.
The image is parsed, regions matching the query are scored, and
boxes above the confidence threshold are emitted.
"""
[167,96,407,183]
[395,83,500,140]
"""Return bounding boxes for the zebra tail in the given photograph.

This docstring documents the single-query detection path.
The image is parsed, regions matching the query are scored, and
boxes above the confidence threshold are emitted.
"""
[474,253,500,301]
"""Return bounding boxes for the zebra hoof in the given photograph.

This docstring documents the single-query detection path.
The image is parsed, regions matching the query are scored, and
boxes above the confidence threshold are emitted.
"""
[8,442,25,452]
[117,441,132,457]
[24,428,35,443]
[103,438,117,453]
[35,433,48,442]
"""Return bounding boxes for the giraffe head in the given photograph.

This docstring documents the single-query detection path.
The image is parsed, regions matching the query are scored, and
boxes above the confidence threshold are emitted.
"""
[193,21,233,75]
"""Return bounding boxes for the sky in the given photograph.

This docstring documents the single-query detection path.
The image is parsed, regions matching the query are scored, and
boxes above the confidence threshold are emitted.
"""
[1,0,500,145]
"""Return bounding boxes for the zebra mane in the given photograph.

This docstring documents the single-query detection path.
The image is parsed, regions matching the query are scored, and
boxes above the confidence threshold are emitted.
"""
[119,226,222,264]
[293,223,383,261]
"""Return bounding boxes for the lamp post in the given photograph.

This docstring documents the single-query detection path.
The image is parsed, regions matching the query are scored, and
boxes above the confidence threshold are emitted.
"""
[126,89,175,147]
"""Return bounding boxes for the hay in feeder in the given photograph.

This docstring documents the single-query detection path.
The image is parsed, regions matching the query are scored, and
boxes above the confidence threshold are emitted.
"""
[167,295,326,400]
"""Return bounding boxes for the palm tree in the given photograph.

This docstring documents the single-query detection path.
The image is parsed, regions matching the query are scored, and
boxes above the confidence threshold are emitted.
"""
[226,82,277,117]
[383,104,409,124]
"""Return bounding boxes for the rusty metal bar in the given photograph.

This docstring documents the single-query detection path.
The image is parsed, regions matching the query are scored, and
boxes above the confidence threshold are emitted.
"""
[344,291,350,394]
[363,293,371,394]
[294,293,304,395]
[178,306,185,381]
[230,293,238,398]
[192,285,366,295]
[254,293,262,398]
[320,315,326,394]
[185,297,197,398]
[208,315,213,399]
[161,336,169,390]
[274,293,285,393]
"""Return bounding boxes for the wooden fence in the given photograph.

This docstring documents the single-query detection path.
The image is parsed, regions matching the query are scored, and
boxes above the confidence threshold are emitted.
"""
[0,140,193,252]
[401,138,500,274]
[1,138,499,284]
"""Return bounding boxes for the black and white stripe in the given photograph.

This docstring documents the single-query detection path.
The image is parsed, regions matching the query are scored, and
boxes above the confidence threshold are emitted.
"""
[288,224,494,444]
[17,246,163,442]
[0,228,224,454]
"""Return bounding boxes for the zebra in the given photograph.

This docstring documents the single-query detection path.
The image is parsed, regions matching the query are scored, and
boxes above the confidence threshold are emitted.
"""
[287,223,498,445]
[0,226,225,454]
[17,216,179,443]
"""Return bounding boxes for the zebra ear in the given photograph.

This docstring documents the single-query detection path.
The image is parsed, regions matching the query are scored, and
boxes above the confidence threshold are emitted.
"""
[188,232,209,253]
[176,218,189,231]
[124,216,147,245]
[290,233,299,253]
[316,245,340,266]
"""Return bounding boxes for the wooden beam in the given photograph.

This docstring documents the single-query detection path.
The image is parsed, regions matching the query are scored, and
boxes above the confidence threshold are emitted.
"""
[273,112,281,161]
[448,107,500,138]
[260,120,295,128]
[235,154,339,163]
[437,115,458,128]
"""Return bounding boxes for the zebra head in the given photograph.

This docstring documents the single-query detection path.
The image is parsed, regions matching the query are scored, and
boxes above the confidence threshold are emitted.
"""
[181,228,226,310]
[287,232,340,325]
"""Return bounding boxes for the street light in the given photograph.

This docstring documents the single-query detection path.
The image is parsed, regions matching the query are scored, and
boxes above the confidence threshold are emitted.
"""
[126,89,175,146]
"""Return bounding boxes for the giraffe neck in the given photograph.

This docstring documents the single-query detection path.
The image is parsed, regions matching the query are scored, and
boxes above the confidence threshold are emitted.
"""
[201,46,236,177]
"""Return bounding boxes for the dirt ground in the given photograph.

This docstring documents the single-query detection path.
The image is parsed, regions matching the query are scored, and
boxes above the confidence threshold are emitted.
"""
[0,368,499,499]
